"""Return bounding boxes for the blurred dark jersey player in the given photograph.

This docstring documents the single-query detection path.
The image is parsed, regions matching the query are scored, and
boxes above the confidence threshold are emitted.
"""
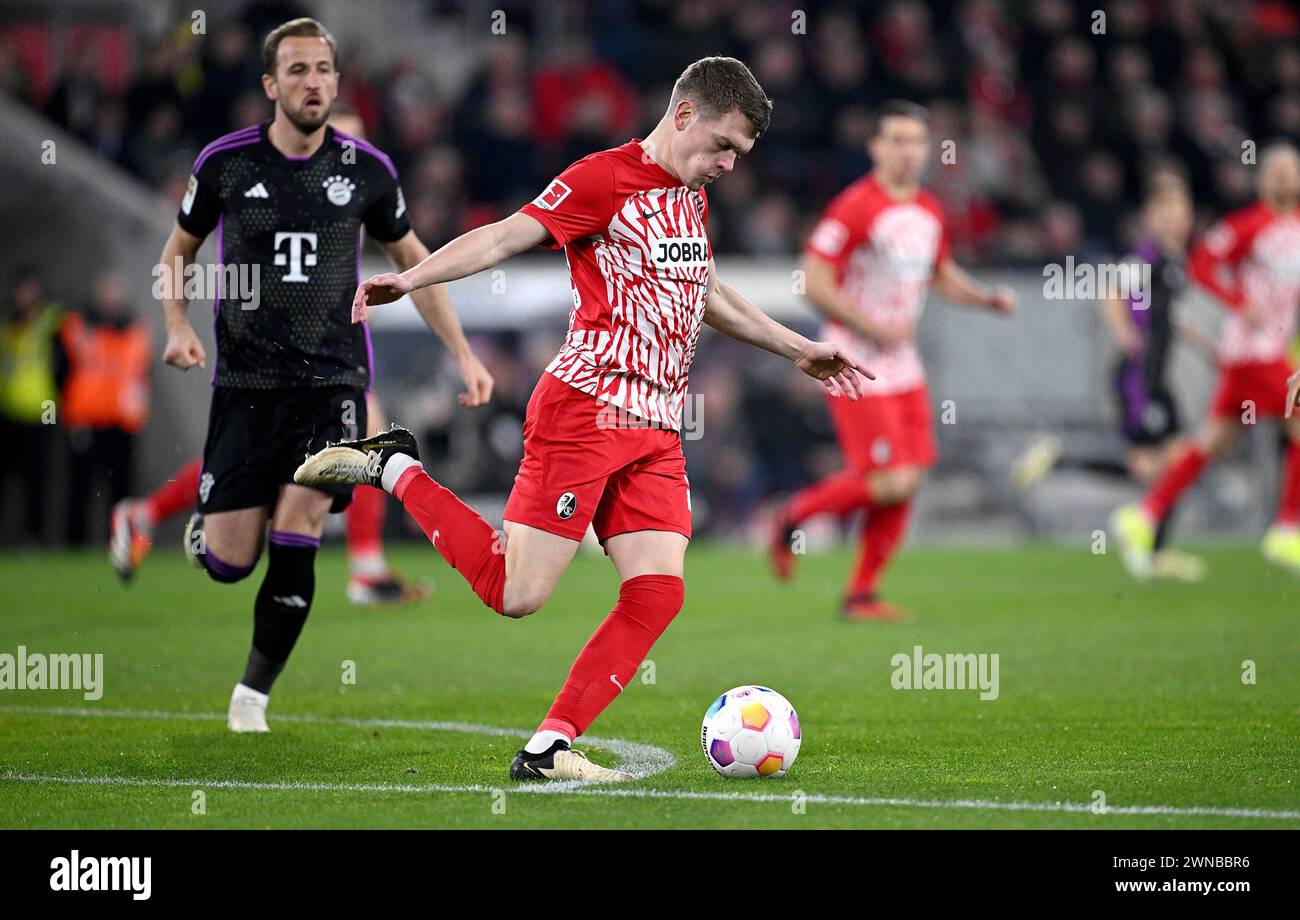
[1113,238,1183,448]
[178,121,409,389]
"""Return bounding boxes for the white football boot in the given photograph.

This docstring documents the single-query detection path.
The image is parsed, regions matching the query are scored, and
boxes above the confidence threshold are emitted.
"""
[227,683,270,733]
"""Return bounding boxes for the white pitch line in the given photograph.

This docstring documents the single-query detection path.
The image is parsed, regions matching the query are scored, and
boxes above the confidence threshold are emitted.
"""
[3,771,1298,821]
[1,706,1297,821]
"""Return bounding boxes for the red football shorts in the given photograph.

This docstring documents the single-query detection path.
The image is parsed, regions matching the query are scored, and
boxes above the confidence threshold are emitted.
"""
[826,383,938,471]
[1209,358,1294,420]
[503,373,692,544]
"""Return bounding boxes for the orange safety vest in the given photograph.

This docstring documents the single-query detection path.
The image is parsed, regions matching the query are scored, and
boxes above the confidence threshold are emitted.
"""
[60,314,152,433]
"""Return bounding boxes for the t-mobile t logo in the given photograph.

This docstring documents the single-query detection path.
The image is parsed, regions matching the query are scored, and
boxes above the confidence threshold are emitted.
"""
[273,231,318,282]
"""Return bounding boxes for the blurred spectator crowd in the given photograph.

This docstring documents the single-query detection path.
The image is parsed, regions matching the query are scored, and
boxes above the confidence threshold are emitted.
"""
[3,0,1298,264]
[2,0,1299,544]
[0,268,151,545]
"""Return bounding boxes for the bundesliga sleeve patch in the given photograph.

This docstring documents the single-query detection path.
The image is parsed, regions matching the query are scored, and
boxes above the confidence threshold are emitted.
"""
[181,175,198,215]
[533,178,572,211]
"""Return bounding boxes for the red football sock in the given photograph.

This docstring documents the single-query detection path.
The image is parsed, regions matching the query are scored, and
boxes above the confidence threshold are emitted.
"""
[848,499,911,597]
[393,466,505,613]
[1277,441,1300,527]
[543,574,684,737]
[345,485,386,569]
[786,467,873,524]
[1141,446,1208,523]
[144,458,202,524]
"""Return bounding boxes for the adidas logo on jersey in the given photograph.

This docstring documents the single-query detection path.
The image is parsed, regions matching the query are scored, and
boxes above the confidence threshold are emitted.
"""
[244,182,269,198]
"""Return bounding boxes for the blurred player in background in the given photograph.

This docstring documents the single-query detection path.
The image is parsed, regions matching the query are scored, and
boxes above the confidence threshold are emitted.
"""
[140,18,491,732]
[295,57,872,781]
[768,100,1014,621]
[1013,171,1208,581]
[112,107,434,606]
[1113,141,1300,579]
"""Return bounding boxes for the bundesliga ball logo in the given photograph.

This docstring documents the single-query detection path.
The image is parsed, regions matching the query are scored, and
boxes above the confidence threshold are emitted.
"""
[701,686,801,778]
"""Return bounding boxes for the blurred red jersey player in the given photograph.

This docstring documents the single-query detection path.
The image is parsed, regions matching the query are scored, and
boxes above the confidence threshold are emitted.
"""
[1114,141,1300,578]
[770,100,1015,621]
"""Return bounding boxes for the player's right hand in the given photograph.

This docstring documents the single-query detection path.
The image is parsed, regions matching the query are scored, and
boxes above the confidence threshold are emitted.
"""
[163,323,206,371]
[353,272,413,323]
[1286,369,1300,420]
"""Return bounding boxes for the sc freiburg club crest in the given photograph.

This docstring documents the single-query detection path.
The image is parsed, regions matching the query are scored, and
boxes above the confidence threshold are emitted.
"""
[556,491,577,520]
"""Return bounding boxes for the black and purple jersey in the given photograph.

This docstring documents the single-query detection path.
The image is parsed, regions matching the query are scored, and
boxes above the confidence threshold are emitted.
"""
[1114,239,1183,444]
[177,122,410,389]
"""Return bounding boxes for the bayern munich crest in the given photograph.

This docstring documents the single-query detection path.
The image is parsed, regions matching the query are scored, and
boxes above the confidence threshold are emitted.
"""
[323,175,355,206]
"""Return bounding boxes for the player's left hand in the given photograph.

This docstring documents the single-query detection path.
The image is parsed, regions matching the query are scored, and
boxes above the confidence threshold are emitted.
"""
[988,285,1017,314]
[353,272,413,323]
[1286,369,1300,420]
[456,352,495,408]
[794,341,875,400]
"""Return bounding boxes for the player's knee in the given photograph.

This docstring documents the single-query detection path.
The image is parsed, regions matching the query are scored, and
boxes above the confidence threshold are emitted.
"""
[500,585,549,619]
[202,549,258,583]
[500,597,542,619]
[897,467,923,498]
[871,467,922,505]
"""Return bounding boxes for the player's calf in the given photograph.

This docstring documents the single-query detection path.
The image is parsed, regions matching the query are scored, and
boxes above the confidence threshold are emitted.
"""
[869,465,923,505]
[239,531,319,695]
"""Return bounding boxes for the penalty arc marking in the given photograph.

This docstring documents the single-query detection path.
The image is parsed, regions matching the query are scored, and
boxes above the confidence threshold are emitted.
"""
[1,706,1297,821]
[0,704,675,781]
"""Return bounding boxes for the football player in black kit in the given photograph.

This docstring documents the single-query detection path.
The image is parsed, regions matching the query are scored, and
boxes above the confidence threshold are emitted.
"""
[156,18,493,731]
[1013,172,1209,580]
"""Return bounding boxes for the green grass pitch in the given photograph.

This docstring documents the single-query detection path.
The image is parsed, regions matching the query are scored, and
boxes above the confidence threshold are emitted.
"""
[0,541,1296,829]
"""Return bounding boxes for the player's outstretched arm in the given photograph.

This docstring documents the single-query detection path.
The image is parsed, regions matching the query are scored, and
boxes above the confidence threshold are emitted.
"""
[1286,369,1300,420]
[932,258,1016,313]
[704,263,873,400]
[353,213,550,323]
[156,224,208,371]
[801,253,910,348]
[379,231,494,407]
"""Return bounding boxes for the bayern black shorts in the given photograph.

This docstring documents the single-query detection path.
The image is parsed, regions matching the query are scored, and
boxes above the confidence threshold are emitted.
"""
[1113,361,1180,446]
[198,384,368,515]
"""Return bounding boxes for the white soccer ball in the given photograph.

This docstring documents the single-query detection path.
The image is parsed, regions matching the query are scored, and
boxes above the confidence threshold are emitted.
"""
[701,685,802,778]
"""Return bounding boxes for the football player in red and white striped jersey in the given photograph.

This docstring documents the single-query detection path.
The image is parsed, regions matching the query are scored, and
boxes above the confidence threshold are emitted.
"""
[769,100,1015,621]
[294,57,873,782]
